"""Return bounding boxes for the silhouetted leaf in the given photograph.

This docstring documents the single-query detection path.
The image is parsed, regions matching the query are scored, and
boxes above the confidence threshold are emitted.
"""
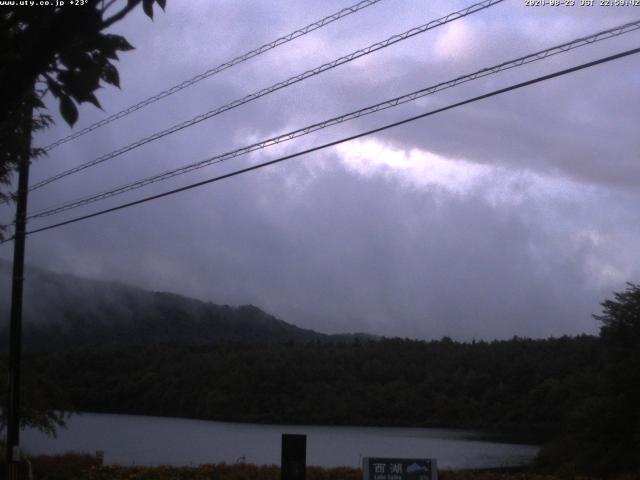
[142,0,154,19]
[90,51,109,66]
[104,34,134,53]
[59,95,78,126]
[58,69,101,106]
[94,34,119,60]
[101,63,120,88]
[59,50,93,71]
[156,0,166,9]
[32,97,45,109]
[85,92,102,109]
[46,77,62,98]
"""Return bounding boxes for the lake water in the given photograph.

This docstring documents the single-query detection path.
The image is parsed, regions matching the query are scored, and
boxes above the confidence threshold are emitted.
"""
[22,413,539,469]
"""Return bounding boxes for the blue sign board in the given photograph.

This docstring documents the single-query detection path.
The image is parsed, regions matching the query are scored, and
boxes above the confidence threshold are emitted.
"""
[363,458,437,480]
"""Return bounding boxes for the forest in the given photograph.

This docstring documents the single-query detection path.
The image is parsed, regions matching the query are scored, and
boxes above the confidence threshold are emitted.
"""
[22,336,599,433]
[1,265,638,475]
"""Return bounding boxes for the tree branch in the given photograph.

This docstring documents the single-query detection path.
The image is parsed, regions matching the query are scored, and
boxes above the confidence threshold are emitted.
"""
[101,0,140,29]
[100,0,119,16]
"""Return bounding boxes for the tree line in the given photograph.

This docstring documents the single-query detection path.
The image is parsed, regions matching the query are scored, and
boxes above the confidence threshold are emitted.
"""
[2,284,639,475]
[17,335,598,433]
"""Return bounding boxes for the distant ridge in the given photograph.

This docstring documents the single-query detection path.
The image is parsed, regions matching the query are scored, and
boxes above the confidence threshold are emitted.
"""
[0,260,375,352]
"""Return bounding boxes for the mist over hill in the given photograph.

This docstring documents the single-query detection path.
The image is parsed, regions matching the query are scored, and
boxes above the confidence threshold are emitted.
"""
[0,261,372,351]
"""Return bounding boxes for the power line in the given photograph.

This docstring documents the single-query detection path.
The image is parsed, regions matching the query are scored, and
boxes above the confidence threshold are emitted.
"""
[40,0,386,152]
[29,0,504,191]
[12,46,640,241]
[27,19,640,220]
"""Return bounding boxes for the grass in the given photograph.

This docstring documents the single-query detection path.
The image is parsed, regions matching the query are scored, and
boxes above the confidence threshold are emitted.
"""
[15,454,640,480]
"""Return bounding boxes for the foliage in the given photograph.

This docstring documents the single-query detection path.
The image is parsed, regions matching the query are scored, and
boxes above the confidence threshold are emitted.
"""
[537,284,640,475]
[20,458,363,480]
[19,454,640,480]
[20,336,600,435]
[0,89,50,241]
[0,0,166,202]
[5,265,640,473]
[0,0,167,440]
[29,452,101,480]
[26,461,361,480]
[0,357,73,438]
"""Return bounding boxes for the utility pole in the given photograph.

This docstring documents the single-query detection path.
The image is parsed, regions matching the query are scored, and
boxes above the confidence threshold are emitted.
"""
[5,99,33,480]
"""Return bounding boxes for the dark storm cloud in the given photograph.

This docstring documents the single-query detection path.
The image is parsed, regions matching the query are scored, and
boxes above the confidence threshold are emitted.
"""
[17,147,640,339]
[2,0,639,339]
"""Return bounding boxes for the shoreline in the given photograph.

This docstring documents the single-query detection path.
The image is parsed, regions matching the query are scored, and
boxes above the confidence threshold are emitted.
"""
[63,410,550,445]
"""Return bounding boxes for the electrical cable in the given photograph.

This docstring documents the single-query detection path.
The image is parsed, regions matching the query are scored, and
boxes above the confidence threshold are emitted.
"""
[41,0,387,152]
[7,46,637,242]
[27,19,640,220]
[29,0,504,191]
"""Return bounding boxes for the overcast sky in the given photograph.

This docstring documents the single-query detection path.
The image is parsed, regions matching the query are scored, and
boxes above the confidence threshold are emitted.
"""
[2,0,640,340]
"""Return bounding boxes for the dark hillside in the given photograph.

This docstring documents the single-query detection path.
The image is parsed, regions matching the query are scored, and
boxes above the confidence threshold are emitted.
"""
[0,261,372,351]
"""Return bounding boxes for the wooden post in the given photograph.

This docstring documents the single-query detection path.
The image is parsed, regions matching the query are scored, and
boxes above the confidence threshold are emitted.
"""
[5,99,33,480]
[281,434,306,480]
